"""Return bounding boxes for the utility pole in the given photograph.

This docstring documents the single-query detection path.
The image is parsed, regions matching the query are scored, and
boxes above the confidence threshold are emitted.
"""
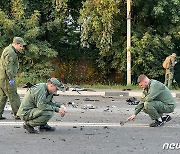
[127,0,131,85]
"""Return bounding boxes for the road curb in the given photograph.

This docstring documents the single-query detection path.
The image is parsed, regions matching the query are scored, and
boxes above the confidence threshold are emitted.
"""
[17,89,180,98]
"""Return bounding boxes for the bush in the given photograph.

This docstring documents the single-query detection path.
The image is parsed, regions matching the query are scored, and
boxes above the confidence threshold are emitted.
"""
[16,72,46,87]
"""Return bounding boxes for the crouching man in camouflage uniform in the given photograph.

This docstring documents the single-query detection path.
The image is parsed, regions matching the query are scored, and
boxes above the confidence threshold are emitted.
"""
[127,74,176,127]
[17,78,65,133]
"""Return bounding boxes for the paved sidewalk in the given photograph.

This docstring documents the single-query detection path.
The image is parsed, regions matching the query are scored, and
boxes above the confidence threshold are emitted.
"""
[17,88,180,97]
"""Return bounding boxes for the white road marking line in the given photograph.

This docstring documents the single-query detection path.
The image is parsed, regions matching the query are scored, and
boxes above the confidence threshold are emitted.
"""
[0,122,180,128]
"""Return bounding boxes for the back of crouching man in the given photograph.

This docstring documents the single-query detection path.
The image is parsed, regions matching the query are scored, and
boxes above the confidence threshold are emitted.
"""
[127,74,176,127]
[17,78,65,133]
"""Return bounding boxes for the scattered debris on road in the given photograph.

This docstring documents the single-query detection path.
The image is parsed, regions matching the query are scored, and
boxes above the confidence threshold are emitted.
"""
[67,101,78,108]
[103,126,109,129]
[120,119,130,126]
[122,88,131,91]
[83,98,99,102]
[82,104,96,109]
[126,97,139,105]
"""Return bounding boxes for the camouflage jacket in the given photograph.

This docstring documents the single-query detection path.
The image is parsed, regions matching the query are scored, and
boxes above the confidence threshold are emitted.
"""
[166,55,176,72]
[134,80,176,115]
[17,83,61,117]
[0,44,19,81]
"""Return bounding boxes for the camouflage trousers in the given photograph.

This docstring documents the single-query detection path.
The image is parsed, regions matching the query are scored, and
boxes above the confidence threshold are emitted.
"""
[164,71,174,88]
[0,79,20,116]
[22,108,54,127]
[143,101,176,120]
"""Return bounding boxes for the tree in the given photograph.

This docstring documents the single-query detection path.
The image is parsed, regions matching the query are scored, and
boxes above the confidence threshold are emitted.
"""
[0,0,58,84]
[1,0,179,85]
[79,0,124,80]
[1,0,97,85]
[79,0,180,84]
[130,0,180,81]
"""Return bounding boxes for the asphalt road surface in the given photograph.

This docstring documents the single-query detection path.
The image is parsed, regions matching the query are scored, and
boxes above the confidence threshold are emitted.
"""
[0,95,180,154]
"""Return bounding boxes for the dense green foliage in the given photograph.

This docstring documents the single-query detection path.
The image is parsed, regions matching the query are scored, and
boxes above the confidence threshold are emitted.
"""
[79,0,180,84]
[0,0,179,86]
[131,0,180,81]
[0,0,59,84]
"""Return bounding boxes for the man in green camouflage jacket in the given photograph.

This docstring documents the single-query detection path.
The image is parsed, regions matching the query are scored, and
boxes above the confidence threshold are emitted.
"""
[0,37,26,120]
[17,78,66,133]
[127,74,176,127]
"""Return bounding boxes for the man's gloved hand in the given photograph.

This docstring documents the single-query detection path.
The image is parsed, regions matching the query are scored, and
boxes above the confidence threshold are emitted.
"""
[9,80,15,85]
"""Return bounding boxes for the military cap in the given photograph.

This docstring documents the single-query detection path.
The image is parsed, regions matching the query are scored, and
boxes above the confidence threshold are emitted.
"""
[13,37,26,46]
[172,53,176,57]
[48,78,63,90]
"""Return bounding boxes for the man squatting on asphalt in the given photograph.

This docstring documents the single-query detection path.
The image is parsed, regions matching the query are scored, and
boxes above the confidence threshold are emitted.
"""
[17,78,66,133]
[127,74,176,127]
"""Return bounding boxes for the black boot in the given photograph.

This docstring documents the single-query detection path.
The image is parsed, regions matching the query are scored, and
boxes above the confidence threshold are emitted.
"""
[23,122,38,134]
[149,120,164,127]
[39,124,56,132]
[15,116,21,120]
[0,115,6,120]
[162,115,172,122]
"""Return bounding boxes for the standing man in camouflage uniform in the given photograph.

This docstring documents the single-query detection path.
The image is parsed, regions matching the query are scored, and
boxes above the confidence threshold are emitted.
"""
[0,37,26,120]
[17,78,66,134]
[164,53,177,88]
[127,74,176,127]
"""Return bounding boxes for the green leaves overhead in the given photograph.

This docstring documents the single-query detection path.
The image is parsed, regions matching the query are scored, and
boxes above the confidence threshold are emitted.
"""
[0,0,179,85]
[11,0,25,20]
[131,30,174,78]
[0,0,60,82]
[79,0,120,54]
[79,0,179,82]
[26,10,40,29]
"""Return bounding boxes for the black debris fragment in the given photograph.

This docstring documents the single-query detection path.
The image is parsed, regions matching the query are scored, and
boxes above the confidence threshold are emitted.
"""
[55,119,62,122]
[122,88,131,91]
[104,108,110,112]
[14,126,21,128]
[80,126,84,130]
[84,134,95,135]
[120,121,125,126]
[67,102,77,108]
[23,82,34,88]
[83,98,99,101]
[67,102,74,105]
[126,97,139,105]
